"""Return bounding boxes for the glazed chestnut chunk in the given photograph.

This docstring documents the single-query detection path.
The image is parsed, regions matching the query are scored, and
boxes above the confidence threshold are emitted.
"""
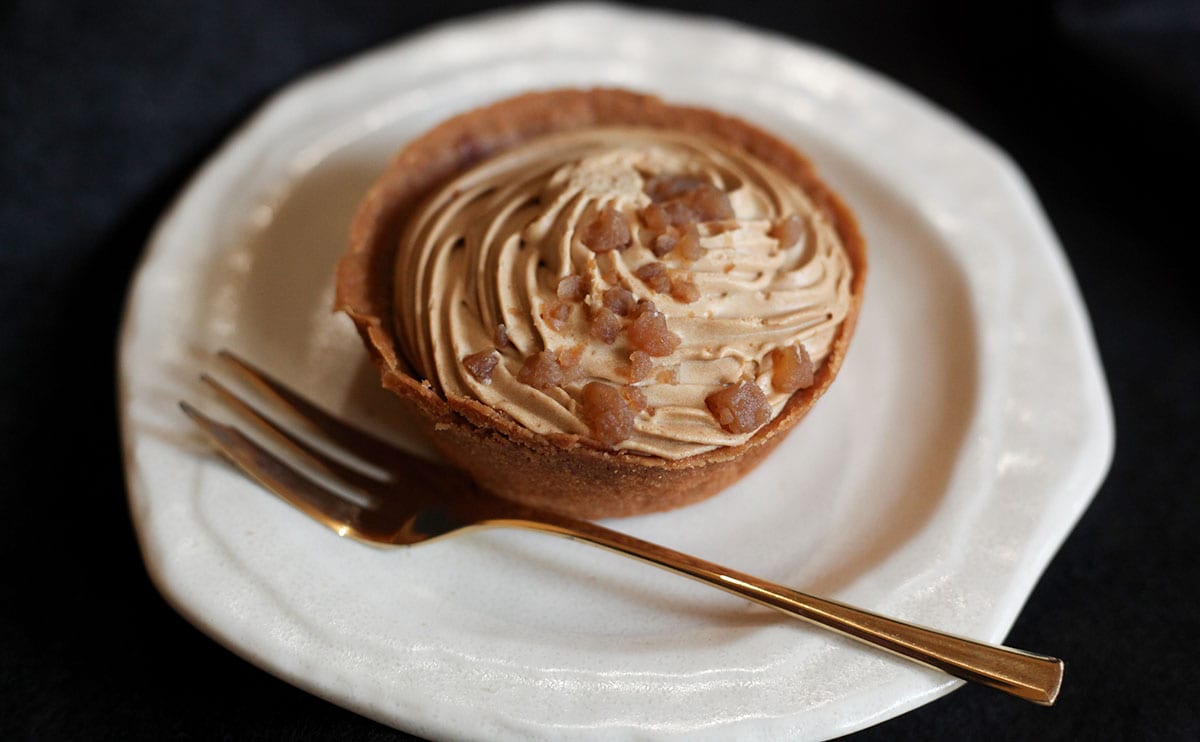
[556,274,588,302]
[627,306,681,357]
[706,380,771,434]
[620,384,648,412]
[669,274,700,303]
[581,381,635,447]
[770,344,814,393]
[627,350,653,381]
[685,183,735,222]
[770,214,804,249]
[635,262,671,293]
[644,174,734,223]
[581,205,632,253]
[676,223,704,261]
[516,350,564,390]
[649,230,677,257]
[640,202,670,233]
[602,286,637,317]
[644,174,707,202]
[588,305,621,344]
[462,349,498,383]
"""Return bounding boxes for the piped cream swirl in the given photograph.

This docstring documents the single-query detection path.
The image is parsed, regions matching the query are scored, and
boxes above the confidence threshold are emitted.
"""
[394,127,853,459]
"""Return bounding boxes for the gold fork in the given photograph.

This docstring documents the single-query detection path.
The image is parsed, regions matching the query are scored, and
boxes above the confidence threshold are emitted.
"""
[181,349,1064,705]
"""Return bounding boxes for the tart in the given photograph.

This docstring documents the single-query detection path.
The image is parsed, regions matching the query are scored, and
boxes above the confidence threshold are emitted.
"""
[336,89,866,518]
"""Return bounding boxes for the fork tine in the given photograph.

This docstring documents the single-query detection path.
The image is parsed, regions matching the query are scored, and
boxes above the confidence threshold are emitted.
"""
[200,373,388,499]
[180,401,370,540]
[217,349,411,471]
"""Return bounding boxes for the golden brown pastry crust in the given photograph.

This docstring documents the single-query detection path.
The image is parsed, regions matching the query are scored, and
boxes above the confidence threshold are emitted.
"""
[336,88,867,518]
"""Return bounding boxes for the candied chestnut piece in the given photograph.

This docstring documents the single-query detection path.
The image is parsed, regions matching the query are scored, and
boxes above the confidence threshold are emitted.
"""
[620,384,648,412]
[650,231,678,257]
[628,309,681,357]
[632,298,658,317]
[706,381,772,434]
[676,223,704,261]
[581,206,632,253]
[517,350,564,390]
[602,286,637,317]
[669,274,700,303]
[686,183,735,222]
[462,349,498,384]
[635,262,671,293]
[627,350,653,382]
[589,305,621,344]
[556,274,588,302]
[645,174,707,202]
[644,175,734,224]
[639,202,669,232]
[770,343,814,393]
[581,381,635,447]
[663,200,696,226]
[770,214,804,249]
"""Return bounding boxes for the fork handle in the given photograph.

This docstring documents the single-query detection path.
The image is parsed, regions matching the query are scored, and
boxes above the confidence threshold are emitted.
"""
[490,515,1063,705]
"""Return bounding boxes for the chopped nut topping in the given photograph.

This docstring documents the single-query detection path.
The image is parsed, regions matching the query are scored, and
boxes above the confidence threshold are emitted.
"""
[620,384,648,412]
[581,381,635,447]
[770,214,804,249]
[628,308,681,357]
[602,286,637,317]
[581,205,632,253]
[655,367,679,384]
[663,200,694,226]
[677,223,704,261]
[462,349,499,384]
[706,381,771,434]
[645,174,707,202]
[494,323,510,349]
[627,350,654,381]
[635,262,671,293]
[650,231,678,257]
[632,298,658,318]
[556,274,588,302]
[589,306,621,344]
[770,344,815,393]
[639,202,669,232]
[669,274,700,303]
[687,183,735,222]
[540,300,571,331]
[644,175,734,224]
[517,350,564,390]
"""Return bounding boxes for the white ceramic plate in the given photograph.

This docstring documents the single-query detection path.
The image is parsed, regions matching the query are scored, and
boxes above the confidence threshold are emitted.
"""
[118,4,1113,739]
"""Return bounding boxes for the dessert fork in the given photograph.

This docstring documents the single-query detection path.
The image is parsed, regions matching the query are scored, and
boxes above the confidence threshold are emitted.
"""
[181,349,1064,705]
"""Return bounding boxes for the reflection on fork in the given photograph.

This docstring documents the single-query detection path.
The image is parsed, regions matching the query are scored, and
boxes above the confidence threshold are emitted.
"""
[182,349,1064,705]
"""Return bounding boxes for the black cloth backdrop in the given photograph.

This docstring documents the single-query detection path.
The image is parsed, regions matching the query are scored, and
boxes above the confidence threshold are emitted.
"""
[2,1,1197,739]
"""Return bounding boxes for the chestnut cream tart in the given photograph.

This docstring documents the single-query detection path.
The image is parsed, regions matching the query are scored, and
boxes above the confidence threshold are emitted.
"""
[337,89,866,518]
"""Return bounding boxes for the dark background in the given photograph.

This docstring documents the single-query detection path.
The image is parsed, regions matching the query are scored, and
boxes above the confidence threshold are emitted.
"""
[2,1,1197,739]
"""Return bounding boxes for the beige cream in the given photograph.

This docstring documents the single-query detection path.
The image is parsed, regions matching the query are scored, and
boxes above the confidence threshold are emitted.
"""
[393,127,853,459]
